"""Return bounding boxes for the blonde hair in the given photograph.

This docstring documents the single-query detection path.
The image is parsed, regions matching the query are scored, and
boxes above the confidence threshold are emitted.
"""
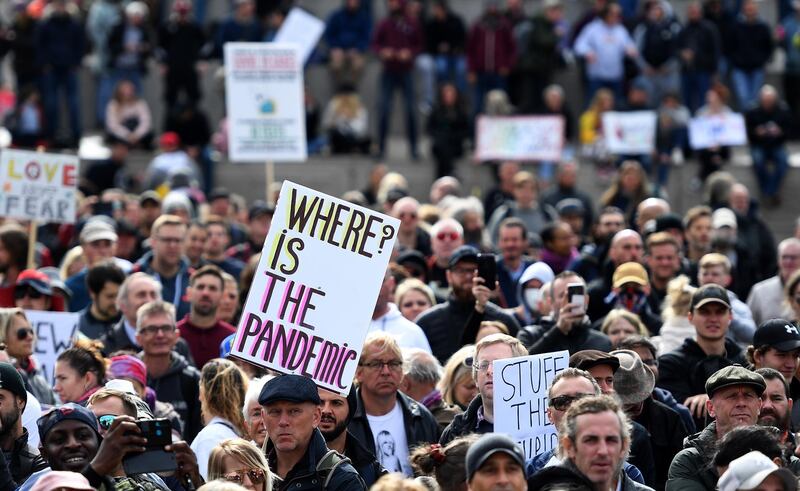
[371,474,429,491]
[473,334,527,378]
[200,359,249,437]
[360,332,403,364]
[662,275,696,320]
[207,438,273,491]
[59,245,85,280]
[438,345,474,406]
[394,279,436,308]
[699,253,731,274]
[600,309,649,338]
[0,308,26,346]
[150,214,186,238]
[331,93,363,119]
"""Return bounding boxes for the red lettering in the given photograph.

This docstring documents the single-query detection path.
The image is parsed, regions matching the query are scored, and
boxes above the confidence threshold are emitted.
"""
[62,164,76,186]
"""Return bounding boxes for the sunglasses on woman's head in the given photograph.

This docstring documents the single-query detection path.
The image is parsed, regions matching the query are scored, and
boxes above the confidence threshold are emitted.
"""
[224,468,266,485]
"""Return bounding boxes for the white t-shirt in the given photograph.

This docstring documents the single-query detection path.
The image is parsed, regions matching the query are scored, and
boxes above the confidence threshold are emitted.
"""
[367,402,412,476]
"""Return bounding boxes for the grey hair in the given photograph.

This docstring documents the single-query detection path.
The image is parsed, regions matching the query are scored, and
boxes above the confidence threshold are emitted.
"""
[557,395,631,461]
[430,218,464,237]
[136,300,176,331]
[403,348,443,384]
[118,272,162,309]
[544,84,565,99]
[547,367,602,400]
[242,376,272,419]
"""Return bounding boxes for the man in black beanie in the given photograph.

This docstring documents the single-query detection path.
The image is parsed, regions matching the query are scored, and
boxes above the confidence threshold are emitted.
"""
[318,387,386,488]
[0,362,47,483]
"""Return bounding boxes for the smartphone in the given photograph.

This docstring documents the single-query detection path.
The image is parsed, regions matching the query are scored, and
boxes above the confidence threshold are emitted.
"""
[123,419,177,475]
[566,282,585,315]
[91,201,114,217]
[477,253,497,287]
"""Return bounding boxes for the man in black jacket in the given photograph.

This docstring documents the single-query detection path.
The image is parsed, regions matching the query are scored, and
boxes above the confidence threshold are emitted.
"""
[440,333,528,444]
[347,332,440,475]
[658,284,748,431]
[261,375,367,490]
[417,245,520,363]
[136,300,202,443]
[0,363,46,484]
[677,1,721,112]
[745,85,793,205]
[318,387,386,488]
[519,271,612,355]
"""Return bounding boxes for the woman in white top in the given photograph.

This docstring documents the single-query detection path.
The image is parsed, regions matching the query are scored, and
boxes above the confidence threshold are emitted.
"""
[191,359,249,480]
[652,275,696,354]
[105,79,153,149]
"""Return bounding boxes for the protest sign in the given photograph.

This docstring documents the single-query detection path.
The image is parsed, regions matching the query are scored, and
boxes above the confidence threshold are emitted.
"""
[231,181,399,395]
[224,43,307,163]
[0,149,79,223]
[602,111,657,154]
[26,310,79,385]
[474,116,564,162]
[274,8,325,64]
[493,350,570,460]
[689,113,748,150]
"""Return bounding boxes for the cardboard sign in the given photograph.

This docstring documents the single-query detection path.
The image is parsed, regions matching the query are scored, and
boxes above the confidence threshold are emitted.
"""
[0,149,79,223]
[224,43,307,163]
[689,113,748,150]
[474,116,565,162]
[602,111,657,154]
[230,181,399,395]
[27,310,80,385]
[493,350,570,460]
[274,8,325,64]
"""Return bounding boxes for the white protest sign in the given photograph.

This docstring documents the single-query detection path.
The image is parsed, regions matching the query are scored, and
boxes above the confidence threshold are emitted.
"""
[493,350,570,460]
[274,8,325,64]
[26,310,79,385]
[474,116,564,162]
[231,181,399,395]
[602,111,657,154]
[224,43,307,163]
[689,113,748,150]
[0,149,79,223]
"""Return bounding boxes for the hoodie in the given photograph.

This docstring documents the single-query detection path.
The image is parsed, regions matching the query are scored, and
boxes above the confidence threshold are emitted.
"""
[142,352,202,443]
[367,304,432,353]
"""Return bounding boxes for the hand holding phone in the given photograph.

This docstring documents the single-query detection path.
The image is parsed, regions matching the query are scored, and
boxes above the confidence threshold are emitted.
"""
[123,419,178,475]
[477,253,497,288]
[566,282,586,316]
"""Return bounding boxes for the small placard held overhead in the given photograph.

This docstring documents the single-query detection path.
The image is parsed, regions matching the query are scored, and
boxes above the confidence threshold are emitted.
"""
[0,149,79,223]
[474,116,565,162]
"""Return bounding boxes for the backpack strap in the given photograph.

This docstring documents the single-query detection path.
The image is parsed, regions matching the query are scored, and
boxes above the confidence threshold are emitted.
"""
[316,450,350,488]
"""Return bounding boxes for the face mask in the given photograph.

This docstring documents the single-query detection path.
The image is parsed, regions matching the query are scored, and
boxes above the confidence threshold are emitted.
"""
[524,288,542,310]
[619,287,647,313]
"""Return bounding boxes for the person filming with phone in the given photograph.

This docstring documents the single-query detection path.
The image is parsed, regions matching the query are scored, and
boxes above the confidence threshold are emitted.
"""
[520,271,612,355]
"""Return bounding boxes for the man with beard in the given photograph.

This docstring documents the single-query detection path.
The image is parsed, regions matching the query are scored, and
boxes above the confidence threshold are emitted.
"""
[684,206,712,265]
[348,333,439,476]
[77,261,125,340]
[755,368,793,443]
[709,208,758,300]
[176,265,235,368]
[0,363,46,483]
[496,218,534,308]
[318,387,386,488]
[417,245,520,363]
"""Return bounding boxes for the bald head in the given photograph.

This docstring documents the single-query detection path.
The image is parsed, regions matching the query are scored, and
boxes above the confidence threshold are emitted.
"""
[636,198,670,230]
[610,229,644,264]
[728,183,749,214]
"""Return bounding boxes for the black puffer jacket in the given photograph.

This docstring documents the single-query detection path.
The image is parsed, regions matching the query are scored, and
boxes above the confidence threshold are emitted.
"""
[439,395,494,445]
[518,318,612,355]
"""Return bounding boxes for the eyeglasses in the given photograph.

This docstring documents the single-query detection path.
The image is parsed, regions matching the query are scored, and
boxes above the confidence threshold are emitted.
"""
[224,468,266,485]
[360,359,403,371]
[450,267,476,276]
[436,231,459,241]
[97,414,117,430]
[549,393,594,411]
[14,288,44,300]
[138,324,176,336]
[472,360,492,372]
[16,327,34,340]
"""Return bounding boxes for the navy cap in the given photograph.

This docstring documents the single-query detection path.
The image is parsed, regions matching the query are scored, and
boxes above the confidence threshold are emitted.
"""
[38,403,101,442]
[448,245,480,269]
[259,374,322,406]
[655,213,684,233]
[753,319,800,352]
[705,365,766,397]
[466,434,526,481]
[691,284,731,311]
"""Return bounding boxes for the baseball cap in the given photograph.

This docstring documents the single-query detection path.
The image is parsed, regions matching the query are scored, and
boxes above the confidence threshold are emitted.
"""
[690,284,731,311]
[139,190,162,207]
[654,213,684,233]
[160,131,181,148]
[248,200,275,221]
[569,350,620,373]
[80,219,118,244]
[555,198,585,216]
[466,434,526,481]
[612,262,649,289]
[448,245,480,269]
[15,269,53,296]
[259,374,322,406]
[30,471,94,491]
[38,403,101,442]
[705,365,766,397]
[712,208,737,229]
[208,188,231,202]
[753,319,800,352]
[718,451,797,491]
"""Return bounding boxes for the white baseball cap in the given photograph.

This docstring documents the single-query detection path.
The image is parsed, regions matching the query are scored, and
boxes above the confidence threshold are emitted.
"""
[718,451,797,491]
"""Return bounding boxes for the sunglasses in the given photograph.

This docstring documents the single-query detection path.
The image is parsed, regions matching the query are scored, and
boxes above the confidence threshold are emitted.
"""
[549,393,594,411]
[14,288,44,300]
[97,414,117,430]
[436,231,459,241]
[399,212,417,219]
[224,468,266,485]
[16,327,34,340]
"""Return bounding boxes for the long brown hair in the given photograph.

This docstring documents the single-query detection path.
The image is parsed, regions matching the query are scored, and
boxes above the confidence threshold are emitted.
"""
[200,359,249,437]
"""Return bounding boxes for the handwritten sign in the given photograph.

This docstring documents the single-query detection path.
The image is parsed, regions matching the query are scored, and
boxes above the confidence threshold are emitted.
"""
[0,149,79,223]
[274,8,325,64]
[27,310,79,385]
[493,350,570,460]
[475,116,564,162]
[602,111,657,154]
[689,113,748,150]
[224,43,307,163]
[231,181,399,395]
